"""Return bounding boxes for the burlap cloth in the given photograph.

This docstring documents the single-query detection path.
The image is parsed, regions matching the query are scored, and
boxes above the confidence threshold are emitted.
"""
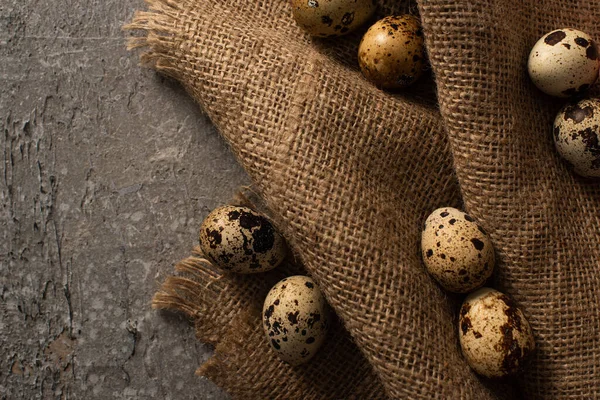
[126,0,600,398]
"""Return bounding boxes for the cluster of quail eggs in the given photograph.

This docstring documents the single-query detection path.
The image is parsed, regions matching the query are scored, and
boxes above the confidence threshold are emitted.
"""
[198,205,330,365]
[421,207,535,378]
[290,0,426,90]
[528,28,600,178]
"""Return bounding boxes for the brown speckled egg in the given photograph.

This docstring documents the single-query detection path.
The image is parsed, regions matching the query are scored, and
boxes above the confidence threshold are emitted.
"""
[528,28,599,97]
[290,0,375,37]
[263,276,330,365]
[358,15,425,90]
[421,207,494,293]
[553,97,600,178]
[198,206,286,274]
[459,288,535,378]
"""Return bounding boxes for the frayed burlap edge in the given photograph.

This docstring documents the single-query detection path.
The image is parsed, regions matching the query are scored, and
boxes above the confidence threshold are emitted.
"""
[125,0,184,79]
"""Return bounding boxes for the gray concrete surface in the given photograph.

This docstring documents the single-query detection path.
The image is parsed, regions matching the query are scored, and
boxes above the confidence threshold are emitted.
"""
[0,1,246,398]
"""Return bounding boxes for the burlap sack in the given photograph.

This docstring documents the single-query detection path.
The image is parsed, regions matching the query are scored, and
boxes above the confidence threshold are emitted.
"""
[126,0,600,398]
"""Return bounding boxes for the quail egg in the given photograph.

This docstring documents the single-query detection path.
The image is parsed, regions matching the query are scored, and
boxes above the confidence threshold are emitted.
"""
[459,288,535,378]
[421,207,495,293]
[553,97,600,178]
[290,0,376,37]
[262,276,330,365]
[528,28,599,97]
[198,205,287,273]
[358,15,426,90]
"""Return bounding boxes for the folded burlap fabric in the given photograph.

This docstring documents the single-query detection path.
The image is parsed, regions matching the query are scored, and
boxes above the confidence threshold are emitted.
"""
[126,0,600,398]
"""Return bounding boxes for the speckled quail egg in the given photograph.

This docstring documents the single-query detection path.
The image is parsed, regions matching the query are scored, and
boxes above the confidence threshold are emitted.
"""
[198,206,287,274]
[262,275,330,365]
[358,15,425,90]
[528,28,599,97]
[421,207,495,293]
[459,288,535,378]
[290,0,376,37]
[553,97,600,178]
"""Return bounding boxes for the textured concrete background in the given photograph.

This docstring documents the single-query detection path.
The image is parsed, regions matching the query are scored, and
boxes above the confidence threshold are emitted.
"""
[1,0,245,398]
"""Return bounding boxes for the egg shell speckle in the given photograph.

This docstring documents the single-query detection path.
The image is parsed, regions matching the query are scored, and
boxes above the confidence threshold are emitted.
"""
[459,288,535,378]
[290,0,375,37]
[198,206,287,274]
[262,276,330,365]
[553,97,600,178]
[528,28,599,97]
[421,207,494,293]
[358,15,425,90]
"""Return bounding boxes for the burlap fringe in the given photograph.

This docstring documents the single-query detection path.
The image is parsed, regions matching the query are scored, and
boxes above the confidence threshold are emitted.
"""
[123,0,184,78]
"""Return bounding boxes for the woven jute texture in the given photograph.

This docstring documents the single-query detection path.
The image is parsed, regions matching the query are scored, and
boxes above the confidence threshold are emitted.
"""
[126,0,600,398]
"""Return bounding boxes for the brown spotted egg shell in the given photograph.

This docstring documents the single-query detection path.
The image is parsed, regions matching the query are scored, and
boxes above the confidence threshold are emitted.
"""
[263,276,330,365]
[358,15,425,90]
[421,207,494,293]
[290,0,376,37]
[553,97,600,178]
[198,205,287,274]
[528,28,599,97]
[459,288,535,378]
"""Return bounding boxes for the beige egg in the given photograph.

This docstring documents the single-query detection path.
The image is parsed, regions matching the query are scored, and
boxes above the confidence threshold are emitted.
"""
[290,0,375,37]
[358,15,425,90]
[528,28,599,97]
[553,97,600,178]
[262,276,330,365]
[459,288,535,378]
[421,207,494,293]
[198,206,286,274]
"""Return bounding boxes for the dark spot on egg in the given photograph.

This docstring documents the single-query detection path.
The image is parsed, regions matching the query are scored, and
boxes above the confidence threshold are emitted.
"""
[426,249,434,257]
[307,0,318,8]
[321,15,332,26]
[499,323,523,373]
[272,321,283,335]
[271,339,281,350]
[459,269,467,275]
[341,12,354,26]
[440,211,450,217]
[544,30,566,45]
[274,299,280,306]
[575,37,589,47]
[586,41,598,60]
[563,104,594,123]
[439,224,444,229]
[440,254,446,259]
[562,43,571,49]
[300,348,310,358]
[471,238,485,251]
[287,311,300,325]
[460,315,473,335]
[464,214,475,222]
[264,305,275,320]
[306,337,315,344]
[473,331,483,339]
[449,219,456,225]
[305,281,314,289]
[306,312,321,328]
[205,228,222,249]
[450,257,456,262]
[477,225,487,235]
